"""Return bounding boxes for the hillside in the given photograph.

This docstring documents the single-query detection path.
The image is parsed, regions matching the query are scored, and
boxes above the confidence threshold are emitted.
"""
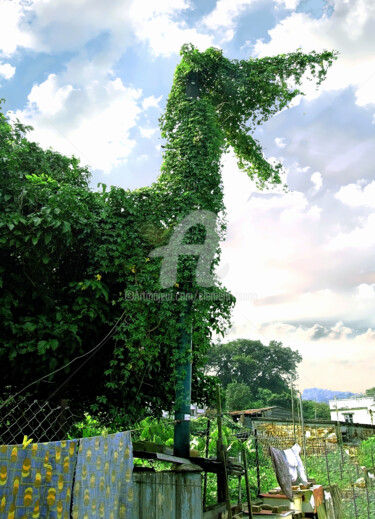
[302,388,358,403]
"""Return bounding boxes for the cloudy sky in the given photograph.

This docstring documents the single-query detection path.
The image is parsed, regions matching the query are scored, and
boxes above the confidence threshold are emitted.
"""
[1,0,374,394]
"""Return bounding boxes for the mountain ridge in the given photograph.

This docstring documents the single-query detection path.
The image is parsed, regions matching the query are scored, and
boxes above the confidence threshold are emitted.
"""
[302,388,359,403]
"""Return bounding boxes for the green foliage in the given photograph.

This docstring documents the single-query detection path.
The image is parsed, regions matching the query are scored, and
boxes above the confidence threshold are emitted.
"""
[206,339,302,402]
[226,382,254,411]
[0,44,336,422]
[302,400,331,420]
[358,435,375,468]
[68,413,110,439]
[167,44,337,189]
[365,387,375,396]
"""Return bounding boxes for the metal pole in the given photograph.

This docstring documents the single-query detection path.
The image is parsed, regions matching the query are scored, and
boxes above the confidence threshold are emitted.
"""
[290,377,296,443]
[298,391,308,479]
[324,440,332,487]
[254,429,261,495]
[365,475,371,519]
[174,308,192,458]
[242,446,254,519]
[173,71,200,459]
[335,395,339,423]
[203,419,211,511]
[216,385,232,519]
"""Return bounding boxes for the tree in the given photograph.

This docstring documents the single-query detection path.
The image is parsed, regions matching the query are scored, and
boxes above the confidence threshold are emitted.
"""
[302,400,331,420]
[365,388,375,397]
[0,44,336,423]
[206,339,302,400]
[226,382,254,411]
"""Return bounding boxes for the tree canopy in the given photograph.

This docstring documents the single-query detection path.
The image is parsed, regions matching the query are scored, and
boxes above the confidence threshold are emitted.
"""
[0,44,336,424]
[206,339,302,410]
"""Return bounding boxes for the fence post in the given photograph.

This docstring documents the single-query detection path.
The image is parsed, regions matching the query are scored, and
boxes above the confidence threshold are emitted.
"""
[298,392,308,478]
[254,429,261,496]
[242,446,253,519]
[324,440,332,487]
[216,385,232,519]
[364,475,371,519]
[203,419,210,511]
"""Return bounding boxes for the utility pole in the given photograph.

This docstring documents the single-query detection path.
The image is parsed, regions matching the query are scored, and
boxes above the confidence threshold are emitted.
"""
[298,391,308,479]
[174,306,193,458]
[173,72,199,459]
[290,376,296,443]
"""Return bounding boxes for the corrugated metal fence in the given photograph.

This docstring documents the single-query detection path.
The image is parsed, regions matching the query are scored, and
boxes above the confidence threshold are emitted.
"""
[133,471,203,519]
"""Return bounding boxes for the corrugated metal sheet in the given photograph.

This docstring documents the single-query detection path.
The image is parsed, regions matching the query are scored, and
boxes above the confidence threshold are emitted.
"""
[229,407,276,416]
[132,471,203,519]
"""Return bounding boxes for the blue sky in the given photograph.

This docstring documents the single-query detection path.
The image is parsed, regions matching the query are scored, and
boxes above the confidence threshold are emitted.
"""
[1,0,375,393]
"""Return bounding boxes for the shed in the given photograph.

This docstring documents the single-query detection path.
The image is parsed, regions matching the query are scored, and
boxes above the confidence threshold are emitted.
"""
[229,406,292,427]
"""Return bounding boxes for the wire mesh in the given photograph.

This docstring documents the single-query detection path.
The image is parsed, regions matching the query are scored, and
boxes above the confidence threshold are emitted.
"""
[0,394,77,445]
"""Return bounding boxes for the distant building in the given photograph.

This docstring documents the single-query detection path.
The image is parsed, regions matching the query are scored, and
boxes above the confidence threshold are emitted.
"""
[329,396,375,425]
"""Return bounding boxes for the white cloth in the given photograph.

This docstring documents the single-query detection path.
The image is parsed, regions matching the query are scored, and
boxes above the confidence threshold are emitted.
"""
[283,447,298,481]
[283,443,308,483]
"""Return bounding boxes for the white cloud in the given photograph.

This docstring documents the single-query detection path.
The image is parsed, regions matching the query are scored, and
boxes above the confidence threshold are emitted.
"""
[310,171,322,194]
[0,62,15,79]
[328,214,375,250]
[274,0,300,9]
[253,0,375,107]
[1,0,211,59]
[355,283,375,301]
[139,127,158,139]
[142,95,163,110]
[129,0,213,56]
[15,73,142,173]
[20,0,132,54]
[335,180,375,208]
[275,137,287,148]
[203,0,258,34]
[0,0,32,56]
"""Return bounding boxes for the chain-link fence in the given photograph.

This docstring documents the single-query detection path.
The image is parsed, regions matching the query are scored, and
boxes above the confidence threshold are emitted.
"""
[0,394,77,445]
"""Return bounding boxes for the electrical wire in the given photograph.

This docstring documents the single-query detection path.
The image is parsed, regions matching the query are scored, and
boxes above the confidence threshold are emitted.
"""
[0,308,127,410]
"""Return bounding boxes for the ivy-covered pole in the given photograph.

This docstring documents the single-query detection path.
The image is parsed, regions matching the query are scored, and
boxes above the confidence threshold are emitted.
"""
[174,304,193,458]
[173,72,200,458]
[159,44,337,457]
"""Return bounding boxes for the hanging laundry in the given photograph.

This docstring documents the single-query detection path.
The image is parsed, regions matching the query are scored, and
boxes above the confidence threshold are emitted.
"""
[268,445,293,501]
[313,485,324,510]
[283,444,308,484]
[283,447,298,482]
[72,431,133,519]
[0,439,78,518]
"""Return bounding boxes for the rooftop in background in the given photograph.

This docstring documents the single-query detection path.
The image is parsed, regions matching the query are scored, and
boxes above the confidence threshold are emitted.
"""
[229,407,276,416]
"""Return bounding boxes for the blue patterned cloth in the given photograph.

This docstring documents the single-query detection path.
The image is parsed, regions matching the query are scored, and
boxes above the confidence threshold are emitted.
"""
[0,439,78,518]
[72,432,133,519]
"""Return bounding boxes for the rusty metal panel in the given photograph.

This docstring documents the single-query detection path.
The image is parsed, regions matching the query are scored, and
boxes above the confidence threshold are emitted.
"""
[133,471,202,519]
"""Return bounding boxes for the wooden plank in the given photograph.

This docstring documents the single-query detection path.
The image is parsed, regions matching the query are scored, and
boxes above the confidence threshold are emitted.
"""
[133,470,202,519]
[133,472,157,519]
[133,441,173,454]
[176,472,203,519]
[156,453,192,464]
[156,472,176,519]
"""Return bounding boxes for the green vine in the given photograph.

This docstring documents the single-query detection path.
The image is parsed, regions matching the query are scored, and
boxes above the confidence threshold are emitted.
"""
[0,45,336,424]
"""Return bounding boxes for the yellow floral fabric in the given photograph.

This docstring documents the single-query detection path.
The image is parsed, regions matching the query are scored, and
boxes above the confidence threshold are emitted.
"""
[0,439,78,519]
[72,432,133,519]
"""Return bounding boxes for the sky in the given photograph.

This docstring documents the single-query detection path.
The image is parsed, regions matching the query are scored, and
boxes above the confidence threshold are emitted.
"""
[1,0,375,394]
